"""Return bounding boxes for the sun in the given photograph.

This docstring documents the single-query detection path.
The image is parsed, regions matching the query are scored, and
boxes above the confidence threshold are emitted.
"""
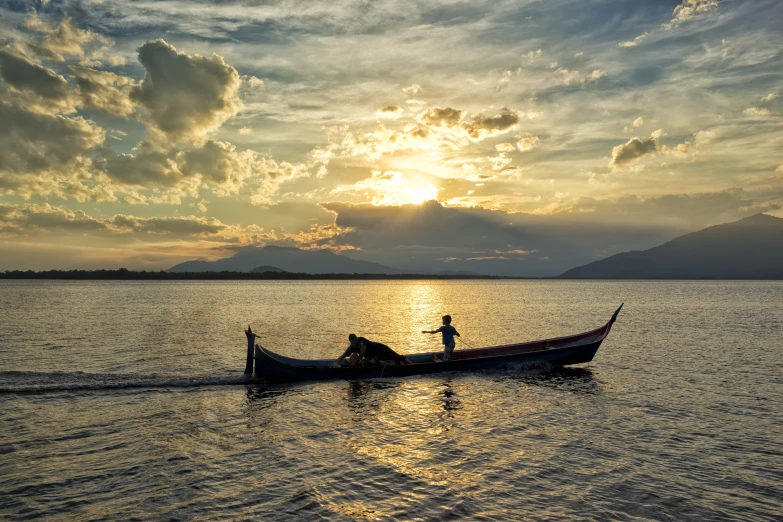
[405,184,439,205]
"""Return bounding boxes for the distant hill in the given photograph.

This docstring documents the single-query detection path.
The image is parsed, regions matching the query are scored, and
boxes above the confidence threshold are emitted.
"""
[250,265,287,273]
[436,270,482,276]
[168,245,407,274]
[558,214,783,279]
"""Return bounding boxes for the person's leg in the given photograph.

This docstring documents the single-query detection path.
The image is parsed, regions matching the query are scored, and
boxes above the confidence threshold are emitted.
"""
[443,342,455,361]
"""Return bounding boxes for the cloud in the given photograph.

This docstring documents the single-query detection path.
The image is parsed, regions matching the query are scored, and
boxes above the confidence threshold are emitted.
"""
[97,139,306,201]
[693,130,716,145]
[0,46,75,113]
[495,143,516,153]
[494,68,521,92]
[178,139,302,197]
[547,189,779,228]
[619,33,648,48]
[129,39,242,142]
[663,0,718,30]
[244,76,264,89]
[0,203,231,238]
[743,107,771,117]
[488,153,513,171]
[23,14,109,63]
[377,104,403,118]
[661,141,694,158]
[331,170,438,206]
[402,84,422,95]
[586,69,606,82]
[553,67,606,86]
[108,214,227,235]
[98,141,182,189]
[0,101,104,177]
[516,134,540,152]
[314,200,705,276]
[418,107,465,127]
[632,116,644,128]
[0,203,107,236]
[461,108,520,139]
[761,93,778,103]
[609,130,663,168]
[68,66,136,116]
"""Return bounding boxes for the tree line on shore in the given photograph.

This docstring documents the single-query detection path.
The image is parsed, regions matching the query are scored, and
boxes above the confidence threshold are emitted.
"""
[0,269,510,280]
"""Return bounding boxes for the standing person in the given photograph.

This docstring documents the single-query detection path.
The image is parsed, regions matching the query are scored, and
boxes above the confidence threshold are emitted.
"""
[334,334,412,367]
[422,315,460,361]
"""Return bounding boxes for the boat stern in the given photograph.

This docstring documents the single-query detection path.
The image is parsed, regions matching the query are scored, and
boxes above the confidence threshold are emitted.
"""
[254,344,277,378]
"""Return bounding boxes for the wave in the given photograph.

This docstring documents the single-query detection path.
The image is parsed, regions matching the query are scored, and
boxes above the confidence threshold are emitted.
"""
[0,371,255,394]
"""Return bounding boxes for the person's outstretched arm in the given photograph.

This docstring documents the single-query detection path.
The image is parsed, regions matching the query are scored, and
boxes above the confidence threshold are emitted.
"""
[422,326,443,334]
[334,345,352,367]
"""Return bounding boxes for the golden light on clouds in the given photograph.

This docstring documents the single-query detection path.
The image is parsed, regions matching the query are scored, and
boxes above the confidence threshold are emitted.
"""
[0,0,781,273]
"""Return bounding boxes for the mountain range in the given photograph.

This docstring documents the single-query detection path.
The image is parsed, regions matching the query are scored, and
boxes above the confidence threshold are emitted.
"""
[169,246,407,274]
[558,214,783,279]
[168,214,783,279]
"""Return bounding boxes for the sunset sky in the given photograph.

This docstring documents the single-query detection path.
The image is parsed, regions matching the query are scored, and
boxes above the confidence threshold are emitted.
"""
[1,0,781,275]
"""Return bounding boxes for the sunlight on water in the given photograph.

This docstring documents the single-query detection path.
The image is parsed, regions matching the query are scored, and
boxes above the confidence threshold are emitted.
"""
[1,280,782,520]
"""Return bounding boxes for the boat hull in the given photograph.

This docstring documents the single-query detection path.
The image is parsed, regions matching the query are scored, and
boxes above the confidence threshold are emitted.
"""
[253,340,604,382]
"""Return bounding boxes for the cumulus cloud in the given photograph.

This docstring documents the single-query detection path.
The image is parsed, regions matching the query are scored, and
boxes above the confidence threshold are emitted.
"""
[632,116,644,128]
[418,107,465,127]
[743,107,771,117]
[0,203,106,236]
[586,69,606,82]
[0,101,104,177]
[0,46,75,113]
[69,66,136,116]
[0,203,230,238]
[179,140,305,198]
[327,105,526,164]
[23,14,109,63]
[461,108,520,139]
[402,84,422,95]
[495,143,516,153]
[761,93,778,103]
[693,130,716,145]
[609,130,664,168]
[129,39,242,142]
[663,0,718,30]
[108,214,227,235]
[516,134,540,151]
[377,104,403,118]
[488,153,513,171]
[98,141,183,189]
[662,141,694,158]
[97,138,306,201]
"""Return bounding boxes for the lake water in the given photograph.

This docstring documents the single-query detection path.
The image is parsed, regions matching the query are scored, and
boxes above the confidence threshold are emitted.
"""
[1,280,782,521]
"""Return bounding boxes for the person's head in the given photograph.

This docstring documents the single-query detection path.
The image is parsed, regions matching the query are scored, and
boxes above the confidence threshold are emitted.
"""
[348,333,358,345]
[442,315,452,325]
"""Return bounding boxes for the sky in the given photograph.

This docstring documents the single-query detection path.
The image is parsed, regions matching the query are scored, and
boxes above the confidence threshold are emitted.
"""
[0,0,781,275]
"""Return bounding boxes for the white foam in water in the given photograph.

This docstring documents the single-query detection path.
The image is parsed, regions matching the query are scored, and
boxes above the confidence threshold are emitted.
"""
[0,371,253,394]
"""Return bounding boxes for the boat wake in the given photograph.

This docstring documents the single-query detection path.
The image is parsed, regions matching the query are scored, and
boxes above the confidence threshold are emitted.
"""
[0,371,254,395]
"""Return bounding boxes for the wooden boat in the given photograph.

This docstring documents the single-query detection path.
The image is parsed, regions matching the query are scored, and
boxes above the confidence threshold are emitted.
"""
[244,304,623,382]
